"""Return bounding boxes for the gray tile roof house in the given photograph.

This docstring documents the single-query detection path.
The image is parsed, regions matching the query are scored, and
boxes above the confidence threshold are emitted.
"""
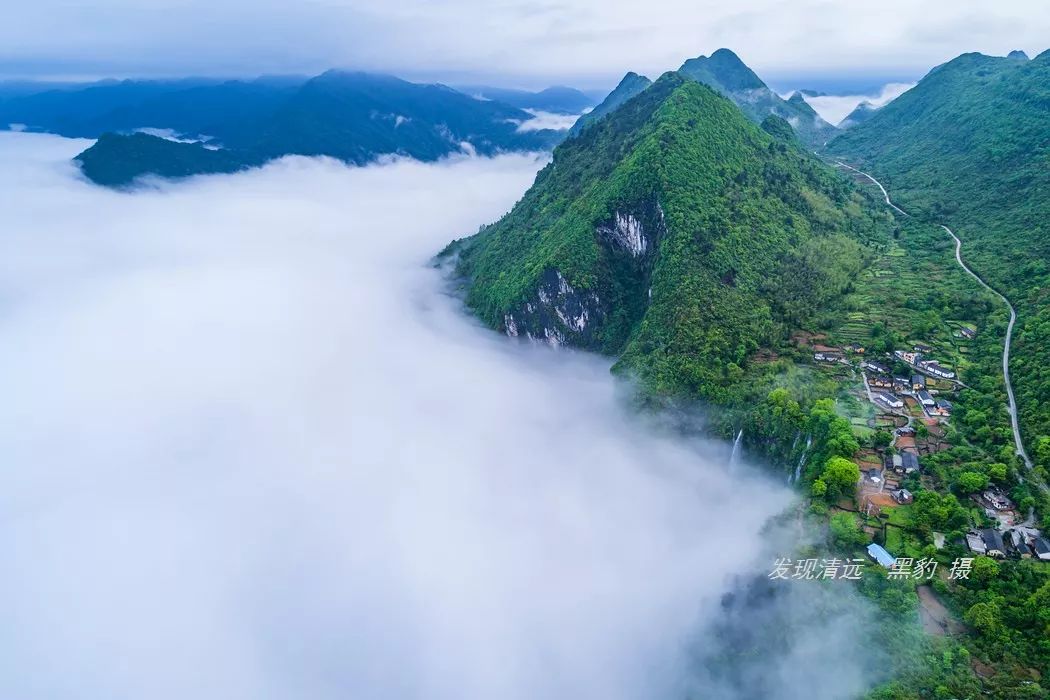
[982,528,1006,557]
[901,452,920,472]
[966,532,987,554]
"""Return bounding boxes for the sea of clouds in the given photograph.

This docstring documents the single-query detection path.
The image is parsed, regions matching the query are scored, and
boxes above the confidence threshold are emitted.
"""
[0,132,876,700]
[514,108,585,132]
[802,82,916,126]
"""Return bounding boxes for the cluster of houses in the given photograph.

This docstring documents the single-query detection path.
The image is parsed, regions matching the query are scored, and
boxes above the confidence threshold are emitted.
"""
[813,343,957,419]
[893,347,956,380]
[967,528,1050,560]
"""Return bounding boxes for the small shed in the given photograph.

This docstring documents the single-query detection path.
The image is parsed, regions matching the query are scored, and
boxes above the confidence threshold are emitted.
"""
[867,543,897,569]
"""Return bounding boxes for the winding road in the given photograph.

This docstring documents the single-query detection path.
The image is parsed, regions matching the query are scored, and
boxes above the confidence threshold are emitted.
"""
[834,161,1034,471]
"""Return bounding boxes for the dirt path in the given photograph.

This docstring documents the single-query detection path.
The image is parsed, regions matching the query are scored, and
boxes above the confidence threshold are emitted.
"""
[917,584,963,636]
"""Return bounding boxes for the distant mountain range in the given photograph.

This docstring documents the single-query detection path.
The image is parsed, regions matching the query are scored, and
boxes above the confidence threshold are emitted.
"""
[1,72,578,185]
[0,49,928,186]
[452,85,596,114]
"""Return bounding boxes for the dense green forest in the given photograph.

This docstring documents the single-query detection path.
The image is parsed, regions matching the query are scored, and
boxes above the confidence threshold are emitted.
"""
[450,72,890,403]
[829,50,1050,469]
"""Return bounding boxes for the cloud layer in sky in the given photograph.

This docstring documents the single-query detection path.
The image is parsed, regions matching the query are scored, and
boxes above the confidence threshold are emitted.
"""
[2,1,1048,86]
[0,133,893,699]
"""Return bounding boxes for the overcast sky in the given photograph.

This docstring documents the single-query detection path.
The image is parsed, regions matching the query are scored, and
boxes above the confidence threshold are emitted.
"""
[2,1,1049,88]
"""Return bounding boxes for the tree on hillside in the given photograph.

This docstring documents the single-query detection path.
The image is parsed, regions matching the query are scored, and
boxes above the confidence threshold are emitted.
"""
[830,511,867,549]
[956,471,989,494]
[822,456,861,500]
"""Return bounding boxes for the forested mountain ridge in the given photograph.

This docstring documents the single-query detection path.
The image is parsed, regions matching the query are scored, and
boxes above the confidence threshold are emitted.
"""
[828,49,1050,462]
[568,71,652,135]
[448,72,890,403]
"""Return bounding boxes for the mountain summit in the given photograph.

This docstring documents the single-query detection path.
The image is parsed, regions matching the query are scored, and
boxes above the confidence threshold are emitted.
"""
[679,48,766,92]
[677,49,837,146]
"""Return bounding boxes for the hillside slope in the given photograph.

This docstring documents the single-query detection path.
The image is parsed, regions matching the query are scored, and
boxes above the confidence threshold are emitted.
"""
[450,72,889,402]
[828,49,1050,458]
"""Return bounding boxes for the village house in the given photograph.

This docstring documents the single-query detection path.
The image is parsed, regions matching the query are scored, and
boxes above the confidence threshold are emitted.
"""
[875,392,904,409]
[959,326,976,339]
[845,343,866,354]
[814,351,849,365]
[931,399,953,417]
[1010,531,1031,558]
[862,360,890,374]
[868,373,893,389]
[895,350,920,364]
[901,451,920,473]
[1033,537,1050,561]
[916,390,935,407]
[914,343,933,354]
[892,488,913,505]
[981,488,1013,511]
[893,376,911,393]
[982,528,1006,558]
[966,531,988,554]
[911,374,926,391]
[919,359,956,380]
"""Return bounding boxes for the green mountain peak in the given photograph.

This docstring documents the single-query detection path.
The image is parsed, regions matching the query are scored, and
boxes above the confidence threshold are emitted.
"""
[677,49,835,146]
[450,73,886,399]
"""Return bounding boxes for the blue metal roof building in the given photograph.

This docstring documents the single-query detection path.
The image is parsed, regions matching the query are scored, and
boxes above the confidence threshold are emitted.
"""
[867,543,897,568]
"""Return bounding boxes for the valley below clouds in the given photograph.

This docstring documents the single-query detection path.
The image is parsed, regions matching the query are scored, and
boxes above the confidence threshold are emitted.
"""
[0,133,873,700]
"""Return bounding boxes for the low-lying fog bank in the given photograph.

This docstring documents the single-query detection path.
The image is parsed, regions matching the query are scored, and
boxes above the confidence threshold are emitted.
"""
[0,133,873,700]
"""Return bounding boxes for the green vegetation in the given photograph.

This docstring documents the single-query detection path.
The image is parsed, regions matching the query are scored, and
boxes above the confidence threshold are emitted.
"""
[829,50,1050,469]
[821,456,861,500]
[452,72,890,405]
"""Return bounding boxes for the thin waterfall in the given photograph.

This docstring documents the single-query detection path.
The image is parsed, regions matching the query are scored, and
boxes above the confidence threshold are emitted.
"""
[792,434,812,483]
[729,428,744,472]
